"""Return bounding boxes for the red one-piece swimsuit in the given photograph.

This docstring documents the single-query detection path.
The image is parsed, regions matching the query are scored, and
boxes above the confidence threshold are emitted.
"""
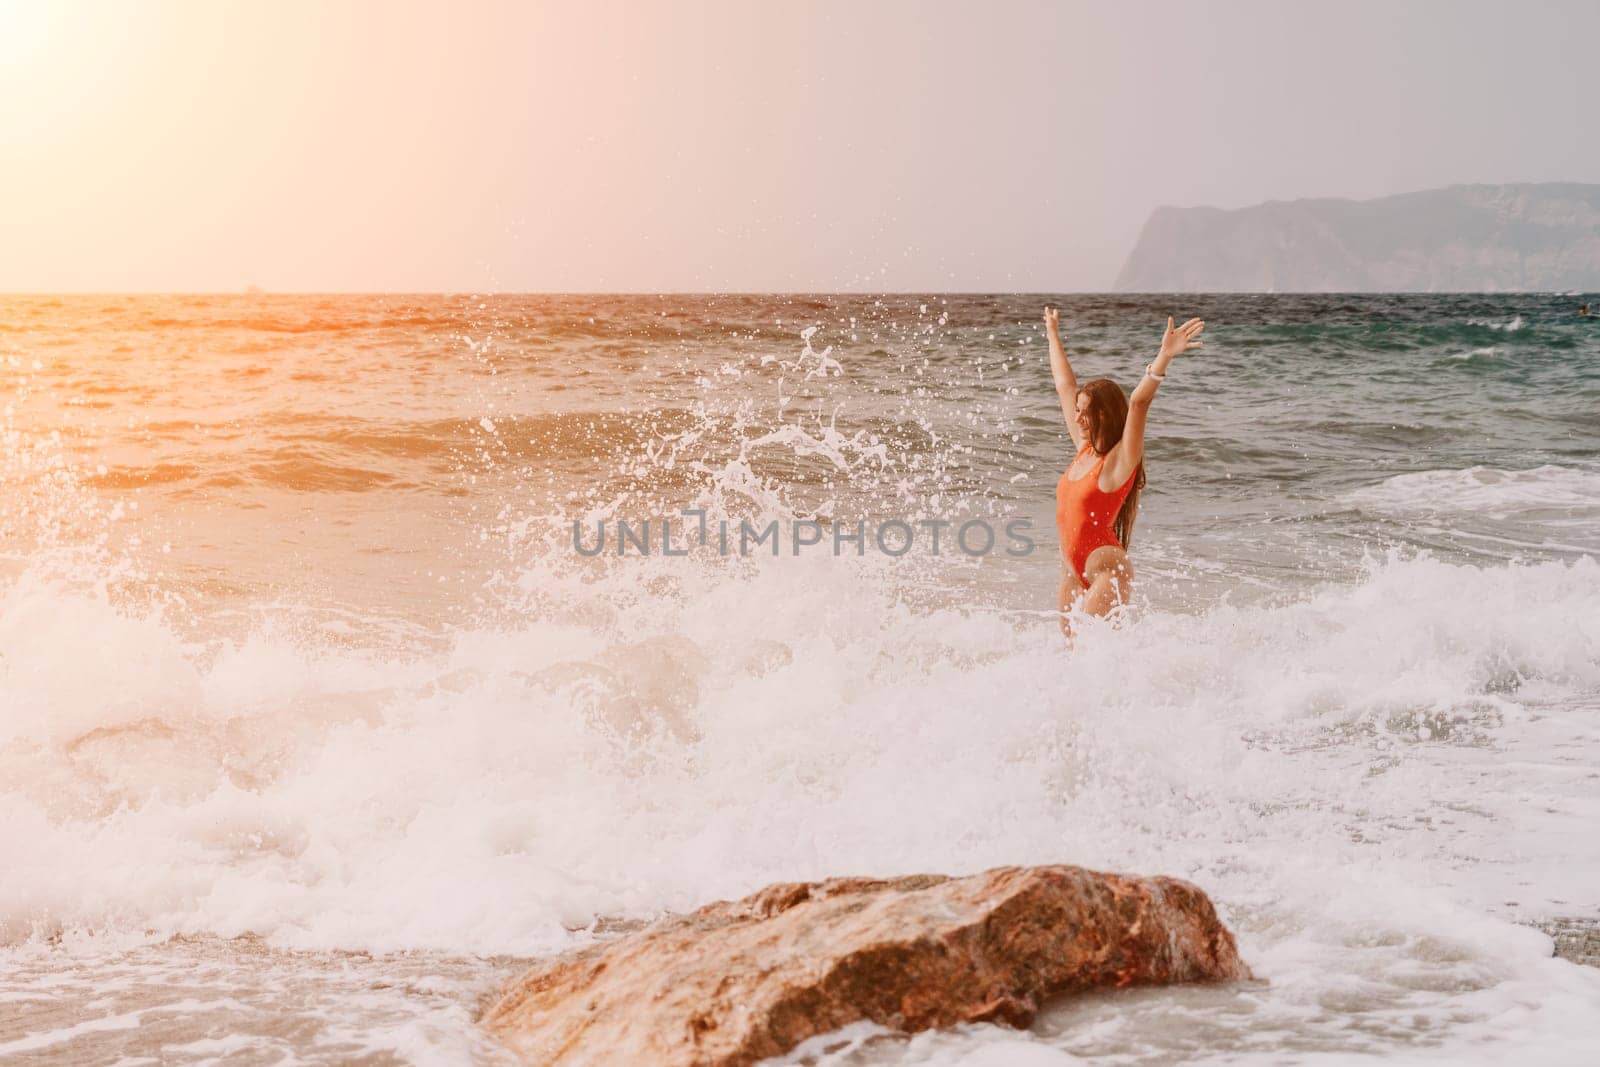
[1055,443,1137,585]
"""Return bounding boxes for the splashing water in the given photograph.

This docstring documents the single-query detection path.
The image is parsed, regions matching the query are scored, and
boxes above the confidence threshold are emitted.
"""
[2,293,1599,1064]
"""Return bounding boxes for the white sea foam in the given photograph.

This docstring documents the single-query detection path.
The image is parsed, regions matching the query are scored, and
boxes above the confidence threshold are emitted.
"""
[3,546,1599,1062]
[1467,315,1526,332]
[1348,464,1600,523]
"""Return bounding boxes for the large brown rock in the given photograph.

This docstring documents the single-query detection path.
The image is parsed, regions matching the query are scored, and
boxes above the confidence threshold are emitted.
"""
[484,865,1251,1066]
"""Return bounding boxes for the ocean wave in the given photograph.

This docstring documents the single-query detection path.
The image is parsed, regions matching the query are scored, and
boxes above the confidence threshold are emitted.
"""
[3,550,1597,961]
[1347,464,1600,522]
[5,292,1600,1063]
[1467,315,1526,332]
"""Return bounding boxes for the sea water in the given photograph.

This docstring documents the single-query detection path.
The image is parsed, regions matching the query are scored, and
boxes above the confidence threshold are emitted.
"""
[2,294,1598,1064]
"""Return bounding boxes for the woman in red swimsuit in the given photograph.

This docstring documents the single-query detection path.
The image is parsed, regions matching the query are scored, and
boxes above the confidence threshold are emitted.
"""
[1045,306,1204,636]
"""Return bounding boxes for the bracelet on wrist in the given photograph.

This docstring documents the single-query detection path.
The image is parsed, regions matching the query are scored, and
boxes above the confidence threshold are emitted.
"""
[1144,363,1166,382]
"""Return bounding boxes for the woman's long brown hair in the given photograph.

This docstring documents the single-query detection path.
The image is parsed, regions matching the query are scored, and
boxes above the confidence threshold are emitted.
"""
[1079,377,1146,549]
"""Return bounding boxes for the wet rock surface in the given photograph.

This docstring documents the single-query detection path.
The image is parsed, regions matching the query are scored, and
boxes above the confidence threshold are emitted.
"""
[485,864,1251,1067]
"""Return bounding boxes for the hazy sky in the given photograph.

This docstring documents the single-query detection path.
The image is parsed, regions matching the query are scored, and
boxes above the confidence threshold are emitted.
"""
[4,0,1599,292]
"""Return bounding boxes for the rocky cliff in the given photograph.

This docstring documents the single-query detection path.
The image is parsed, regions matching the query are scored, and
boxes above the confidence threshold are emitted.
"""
[1115,182,1600,292]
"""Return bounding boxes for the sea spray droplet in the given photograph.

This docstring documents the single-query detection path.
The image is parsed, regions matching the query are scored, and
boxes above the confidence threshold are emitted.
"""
[479,417,497,434]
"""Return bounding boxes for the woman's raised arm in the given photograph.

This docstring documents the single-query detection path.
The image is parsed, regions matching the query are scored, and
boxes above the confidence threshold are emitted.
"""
[1113,316,1204,477]
[1043,306,1083,450]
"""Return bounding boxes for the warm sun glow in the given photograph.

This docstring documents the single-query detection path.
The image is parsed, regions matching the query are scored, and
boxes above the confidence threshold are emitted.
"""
[0,1,129,155]
[0,0,62,70]
[3,1,1599,293]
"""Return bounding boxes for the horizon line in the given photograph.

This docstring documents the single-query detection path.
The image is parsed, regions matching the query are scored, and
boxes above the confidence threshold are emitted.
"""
[3,289,1596,298]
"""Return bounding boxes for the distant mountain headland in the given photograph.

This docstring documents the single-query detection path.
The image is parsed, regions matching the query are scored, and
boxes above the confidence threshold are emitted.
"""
[1115,182,1600,292]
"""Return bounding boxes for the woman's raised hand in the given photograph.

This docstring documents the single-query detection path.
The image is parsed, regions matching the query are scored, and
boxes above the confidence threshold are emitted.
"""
[1043,306,1060,335]
[1159,316,1205,360]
